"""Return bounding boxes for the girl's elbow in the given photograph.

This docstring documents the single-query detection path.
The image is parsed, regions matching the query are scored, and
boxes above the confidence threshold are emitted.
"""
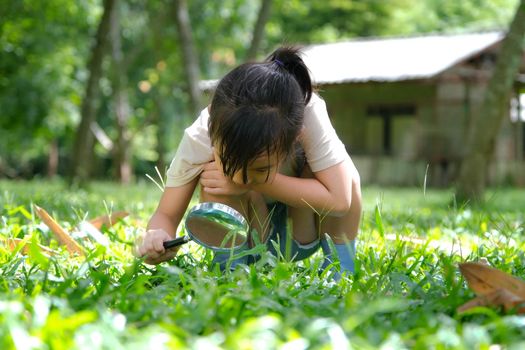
[330,194,352,216]
[332,170,361,216]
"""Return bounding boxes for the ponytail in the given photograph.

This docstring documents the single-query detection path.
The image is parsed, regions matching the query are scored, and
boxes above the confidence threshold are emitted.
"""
[210,46,311,180]
[266,46,312,105]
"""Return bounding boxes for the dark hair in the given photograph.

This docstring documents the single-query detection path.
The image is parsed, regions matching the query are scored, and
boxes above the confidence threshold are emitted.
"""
[209,46,312,183]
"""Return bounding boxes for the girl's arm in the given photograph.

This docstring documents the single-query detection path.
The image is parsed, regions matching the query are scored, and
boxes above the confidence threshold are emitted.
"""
[136,178,198,264]
[253,157,355,216]
[200,157,357,216]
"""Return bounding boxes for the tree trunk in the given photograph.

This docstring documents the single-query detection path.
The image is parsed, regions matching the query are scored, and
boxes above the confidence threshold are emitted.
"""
[153,96,166,173]
[69,0,116,184]
[47,139,58,178]
[456,0,525,203]
[150,10,168,175]
[109,0,132,184]
[173,0,202,116]
[245,0,273,61]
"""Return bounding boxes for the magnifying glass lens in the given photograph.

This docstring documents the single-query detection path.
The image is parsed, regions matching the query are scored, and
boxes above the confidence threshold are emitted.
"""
[185,203,249,251]
[186,216,244,247]
[162,202,250,253]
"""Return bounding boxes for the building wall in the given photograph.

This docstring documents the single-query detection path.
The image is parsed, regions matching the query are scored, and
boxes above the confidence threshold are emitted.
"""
[319,81,434,155]
[317,79,524,186]
[435,74,525,186]
[318,81,436,185]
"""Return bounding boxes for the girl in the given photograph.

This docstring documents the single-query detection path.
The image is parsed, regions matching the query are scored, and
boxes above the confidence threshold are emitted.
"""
[135,47,362,279]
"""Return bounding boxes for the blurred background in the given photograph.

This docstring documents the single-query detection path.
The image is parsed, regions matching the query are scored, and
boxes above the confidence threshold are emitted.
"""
[1,0,523,198]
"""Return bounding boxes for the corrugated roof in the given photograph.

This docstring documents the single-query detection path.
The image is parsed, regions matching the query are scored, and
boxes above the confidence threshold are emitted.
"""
[301,31,503,84]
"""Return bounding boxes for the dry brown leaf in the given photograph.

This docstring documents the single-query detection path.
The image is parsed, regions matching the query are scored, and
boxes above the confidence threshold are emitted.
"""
[458,262,525,314]
[2,238,57,256]
[457,289,525,314]
[33,205,85,256]
[489,289,525,312]
[89,211,128,230]
[458,293,493,312]
[459,262,525,299]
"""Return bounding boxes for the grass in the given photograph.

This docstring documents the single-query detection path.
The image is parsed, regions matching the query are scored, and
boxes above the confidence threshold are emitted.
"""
[1,179,525,349]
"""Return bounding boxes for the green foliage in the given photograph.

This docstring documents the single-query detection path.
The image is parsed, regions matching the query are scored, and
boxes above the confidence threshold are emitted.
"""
[265,0,519,47]
[0,0,521,179]
[0,0,99,175]
[1,181,525,348]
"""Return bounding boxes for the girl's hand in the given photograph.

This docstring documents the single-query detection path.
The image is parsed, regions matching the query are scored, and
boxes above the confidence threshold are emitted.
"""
[134,228,179,265]
[200,161,249,196]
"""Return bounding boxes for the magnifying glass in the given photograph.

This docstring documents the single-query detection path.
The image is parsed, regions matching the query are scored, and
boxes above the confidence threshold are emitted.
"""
[162,202,249,254]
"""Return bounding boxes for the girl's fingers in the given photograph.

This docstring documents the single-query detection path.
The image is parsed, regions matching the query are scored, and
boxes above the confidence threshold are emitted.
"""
[138,241,152,257]
[145,250,160,261]
[145,249,177,265]
[135,229,178,264]
[152,238,165,253]
[202,161,218,171]
[200,178,219,188]
[200,169,220,180]
[203,186,224,195]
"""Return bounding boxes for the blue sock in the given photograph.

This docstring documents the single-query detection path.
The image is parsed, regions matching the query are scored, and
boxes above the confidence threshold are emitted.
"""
[320,239,356,280]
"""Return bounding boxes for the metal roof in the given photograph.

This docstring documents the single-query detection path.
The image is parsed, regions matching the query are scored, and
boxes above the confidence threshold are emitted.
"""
[301,31,503,84]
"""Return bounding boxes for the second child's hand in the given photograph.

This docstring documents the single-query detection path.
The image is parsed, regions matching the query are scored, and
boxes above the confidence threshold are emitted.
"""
[200,161,249,196]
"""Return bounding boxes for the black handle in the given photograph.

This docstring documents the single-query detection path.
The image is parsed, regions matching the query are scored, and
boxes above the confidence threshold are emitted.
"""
[163,236,191,249]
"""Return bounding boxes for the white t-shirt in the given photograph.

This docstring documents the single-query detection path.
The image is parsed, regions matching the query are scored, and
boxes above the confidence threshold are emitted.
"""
[165,93,348,187]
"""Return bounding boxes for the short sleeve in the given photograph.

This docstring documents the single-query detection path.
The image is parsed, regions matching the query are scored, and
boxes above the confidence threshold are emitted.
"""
[300,94,348,172]
[165,108,214,187]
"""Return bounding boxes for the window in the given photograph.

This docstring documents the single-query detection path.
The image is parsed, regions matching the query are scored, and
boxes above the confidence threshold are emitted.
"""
[366,105,416,157]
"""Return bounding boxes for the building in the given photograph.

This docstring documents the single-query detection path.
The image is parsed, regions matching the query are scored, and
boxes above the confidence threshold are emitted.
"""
[301,32,525,186]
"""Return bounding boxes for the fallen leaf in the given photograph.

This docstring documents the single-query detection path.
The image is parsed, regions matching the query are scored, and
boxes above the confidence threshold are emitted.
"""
[459,262,525,299]
[2,237,57,256]
[33,205,85,256]
[457,289,525,313]
[458,262,525,314]
[89,211,128,230]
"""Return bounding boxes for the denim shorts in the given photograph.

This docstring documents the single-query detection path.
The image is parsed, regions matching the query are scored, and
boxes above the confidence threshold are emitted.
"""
[213,201,319,268]
[265,201,320,261]
[213,144,316,267]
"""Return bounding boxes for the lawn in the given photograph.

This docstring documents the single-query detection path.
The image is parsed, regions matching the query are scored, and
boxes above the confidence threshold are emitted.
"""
[1,179,525,349]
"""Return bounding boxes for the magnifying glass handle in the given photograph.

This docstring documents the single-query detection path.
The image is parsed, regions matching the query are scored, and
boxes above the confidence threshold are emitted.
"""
[163,236,191,249]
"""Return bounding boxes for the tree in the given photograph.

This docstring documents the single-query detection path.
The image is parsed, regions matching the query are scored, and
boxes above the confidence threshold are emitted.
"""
[456,0,525,203]
[109,1,132,184]
[245,0,273,61]
[69,0,116,184]
[173,0,202,117]
[0,0,95,178]
[2,0,520,181]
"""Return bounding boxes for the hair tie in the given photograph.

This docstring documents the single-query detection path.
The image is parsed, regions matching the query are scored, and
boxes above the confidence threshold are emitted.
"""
[274,59,284,67]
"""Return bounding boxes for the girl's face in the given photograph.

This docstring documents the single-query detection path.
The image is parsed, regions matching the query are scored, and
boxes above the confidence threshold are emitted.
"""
[214,149,282,185]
